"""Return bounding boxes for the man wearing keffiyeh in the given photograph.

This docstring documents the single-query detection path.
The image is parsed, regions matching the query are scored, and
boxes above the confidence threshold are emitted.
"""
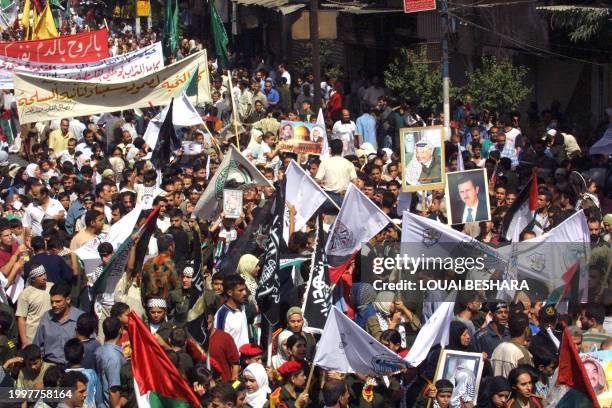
[15,263,52,346]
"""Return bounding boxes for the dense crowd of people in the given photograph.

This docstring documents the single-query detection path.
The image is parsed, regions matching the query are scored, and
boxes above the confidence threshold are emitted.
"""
[0,8,611,407]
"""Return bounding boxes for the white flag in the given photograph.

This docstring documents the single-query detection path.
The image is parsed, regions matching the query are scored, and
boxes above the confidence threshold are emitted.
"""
[317,108,330,160]
[401,210,507,272]
[456,144,465,171]
[313,307,409,376]
[404,299,455,367]
[284,160,329,242]
[403,210,590,294]
[325,183,391,256]
[193,145,272,221]
[396,192,412,215]
[496,210,590,296]
[75,205,142,276]
[497,215,521,302]
[589,127,612,156]
[143,92,204,151]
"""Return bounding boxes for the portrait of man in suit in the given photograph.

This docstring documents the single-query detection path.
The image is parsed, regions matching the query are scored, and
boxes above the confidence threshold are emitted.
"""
[447,169,491,225]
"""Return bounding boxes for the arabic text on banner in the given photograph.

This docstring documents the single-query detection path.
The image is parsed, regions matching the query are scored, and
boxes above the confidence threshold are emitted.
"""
[0,43,164,90]
[15,50,212,124]
[0,29,109,64]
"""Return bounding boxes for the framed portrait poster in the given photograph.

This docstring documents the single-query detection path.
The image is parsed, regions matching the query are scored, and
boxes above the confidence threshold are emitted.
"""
[434,349,484,405]
[278,120,326,155]
[400,126,445,192]
[445,168,491,225]
[223,189,243,219]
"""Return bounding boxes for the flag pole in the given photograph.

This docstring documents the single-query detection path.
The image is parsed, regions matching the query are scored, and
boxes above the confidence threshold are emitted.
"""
[266,323,273,368]
[227,70,241,150]
[304,362,316,393]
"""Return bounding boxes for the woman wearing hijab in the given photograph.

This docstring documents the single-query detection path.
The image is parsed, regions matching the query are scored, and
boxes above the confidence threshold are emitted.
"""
[351,283,376,330]
[8,167,27,197]
[247,130,263,159]
[237,254,260,309]
[243,363,270,408]
[25,163,41,180]
[76,151,92,172]
[271,330,293,369]
[477,376,512,408]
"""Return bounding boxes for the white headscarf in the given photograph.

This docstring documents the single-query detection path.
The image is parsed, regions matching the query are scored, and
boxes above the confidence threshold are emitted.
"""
[25,163,39,179]
[76,151,92,171]
[271,330,293,369]
[243,363,270,408]
[382,148,393,164]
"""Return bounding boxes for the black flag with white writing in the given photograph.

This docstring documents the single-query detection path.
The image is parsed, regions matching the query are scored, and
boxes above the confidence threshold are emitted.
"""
[302,211,333,332]
[255,179,285,326]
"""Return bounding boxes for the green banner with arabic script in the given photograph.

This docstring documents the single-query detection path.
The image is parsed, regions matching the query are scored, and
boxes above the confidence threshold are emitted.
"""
[14,50,211,124]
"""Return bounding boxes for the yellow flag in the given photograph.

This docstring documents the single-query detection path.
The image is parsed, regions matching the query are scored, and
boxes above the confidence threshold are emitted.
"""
[31,6,38,38]
[32,0,58,40]
[21,0,31,39]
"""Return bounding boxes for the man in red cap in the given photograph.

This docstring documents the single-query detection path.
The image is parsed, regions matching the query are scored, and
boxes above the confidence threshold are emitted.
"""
[270,360,309,408]
[238,343,263,367]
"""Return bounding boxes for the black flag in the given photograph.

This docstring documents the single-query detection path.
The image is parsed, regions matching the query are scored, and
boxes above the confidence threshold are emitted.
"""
[302,211,333,332]
[152,99,181,168]
[185,312,209,350]
[132,207,159,276]
[255,179,285,326]
[215,198,274,278]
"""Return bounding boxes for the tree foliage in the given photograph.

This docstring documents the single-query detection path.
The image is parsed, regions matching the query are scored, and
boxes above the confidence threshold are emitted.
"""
[458,56,531,114]
[384,48,444,113]
[537,5,610,43]
[292,41,343,82]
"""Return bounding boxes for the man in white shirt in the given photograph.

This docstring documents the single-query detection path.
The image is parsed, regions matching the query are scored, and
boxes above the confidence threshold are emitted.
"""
[315,139,358,195]
[69,118,87,142]
[332,109,358,157]
[278,63,291,87]
[214,274,249,349]
[23,183,67,241]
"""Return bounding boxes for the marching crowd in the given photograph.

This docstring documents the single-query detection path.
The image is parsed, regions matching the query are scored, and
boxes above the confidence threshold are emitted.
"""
[0,13,611,408]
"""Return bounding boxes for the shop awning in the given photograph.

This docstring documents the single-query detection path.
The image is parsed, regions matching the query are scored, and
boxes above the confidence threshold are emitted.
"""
[232,0,306,15]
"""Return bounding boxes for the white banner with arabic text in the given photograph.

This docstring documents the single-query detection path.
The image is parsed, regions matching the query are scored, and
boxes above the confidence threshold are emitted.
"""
[15,50,211,124]
[0,43,164,90]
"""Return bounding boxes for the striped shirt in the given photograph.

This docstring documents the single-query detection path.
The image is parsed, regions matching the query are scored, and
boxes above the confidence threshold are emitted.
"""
[581,328,611,352]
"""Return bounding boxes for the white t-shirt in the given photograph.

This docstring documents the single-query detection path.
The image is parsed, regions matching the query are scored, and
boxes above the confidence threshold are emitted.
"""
[214,304,249,349]
[281,71,291,87]
[23,199,67,237]
[331,121,357,156]
[315,156,357,194]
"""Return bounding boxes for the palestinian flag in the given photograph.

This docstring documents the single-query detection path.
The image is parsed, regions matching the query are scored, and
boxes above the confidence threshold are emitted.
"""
[546,326,600,407]
[544,260,580,308]
[502,168,538,240]
[90,207,159,297]
[128,311,201,408]
[193,144,271,221]
[0,110,14,145]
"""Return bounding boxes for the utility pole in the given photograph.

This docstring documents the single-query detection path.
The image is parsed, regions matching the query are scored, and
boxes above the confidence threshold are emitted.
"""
[310,0,322,112]
[441,0,450,141]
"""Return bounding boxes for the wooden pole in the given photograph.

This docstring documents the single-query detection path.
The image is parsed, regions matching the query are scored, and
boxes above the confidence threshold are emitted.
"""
[227,71,241,150]
[304,362,316,392]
